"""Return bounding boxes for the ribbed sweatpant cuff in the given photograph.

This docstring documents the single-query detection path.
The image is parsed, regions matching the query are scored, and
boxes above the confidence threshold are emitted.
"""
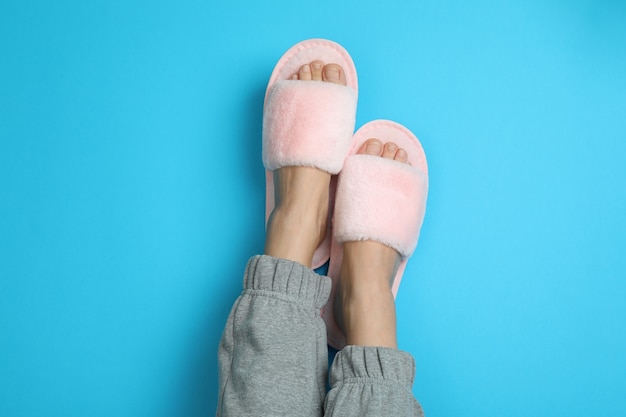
[330,345,416,387]
[243,255,331,310]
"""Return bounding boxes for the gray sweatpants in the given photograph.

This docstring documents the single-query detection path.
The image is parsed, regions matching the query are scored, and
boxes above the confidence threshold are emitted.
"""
[217,255,424,417]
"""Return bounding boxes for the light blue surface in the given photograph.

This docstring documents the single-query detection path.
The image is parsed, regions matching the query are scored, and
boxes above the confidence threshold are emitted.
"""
[1,0,625,416]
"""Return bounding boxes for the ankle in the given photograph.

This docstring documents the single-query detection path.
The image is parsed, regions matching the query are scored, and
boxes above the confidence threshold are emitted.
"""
[341,241,400,288]
[272,202,328,245]
[264,165,331,266]
[264,205,327,267]
[334,240,401,348]
[341,287,398,348]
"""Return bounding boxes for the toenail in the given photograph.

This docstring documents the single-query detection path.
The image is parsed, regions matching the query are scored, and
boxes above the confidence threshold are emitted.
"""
[387,143,398,152]
[312,62,322,70]
[324,67,340,81]
[396,148,407,160]
[366,141,382,154]
[302,65,310,73]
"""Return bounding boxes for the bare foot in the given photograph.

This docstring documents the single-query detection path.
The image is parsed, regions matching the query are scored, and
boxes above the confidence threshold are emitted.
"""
[264,61,347,267]
[335,139,410,348]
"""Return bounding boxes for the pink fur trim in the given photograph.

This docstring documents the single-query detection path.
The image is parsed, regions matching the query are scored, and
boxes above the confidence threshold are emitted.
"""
[262,80,357,173]
[334,155,428,257]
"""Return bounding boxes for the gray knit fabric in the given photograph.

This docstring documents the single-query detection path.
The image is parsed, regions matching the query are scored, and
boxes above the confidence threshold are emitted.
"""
[217,255,424,417]
[325,346,424,416]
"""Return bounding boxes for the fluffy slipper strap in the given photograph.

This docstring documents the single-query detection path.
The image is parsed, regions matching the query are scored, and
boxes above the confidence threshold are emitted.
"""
[334,156,427,258]
[334,122,428,257]
[263,80,356,174]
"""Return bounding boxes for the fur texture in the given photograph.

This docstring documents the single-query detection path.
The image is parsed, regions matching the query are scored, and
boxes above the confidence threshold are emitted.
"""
[334,155,427,257]
[263,80,357,173]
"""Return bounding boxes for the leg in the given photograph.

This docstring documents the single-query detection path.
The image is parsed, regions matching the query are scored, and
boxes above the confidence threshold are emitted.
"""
[217,61,349,417]
[325,140,425,417]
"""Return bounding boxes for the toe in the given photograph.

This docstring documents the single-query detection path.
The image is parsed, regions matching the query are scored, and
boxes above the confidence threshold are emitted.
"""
[358,139,383,156]
[382,142,399,159]
[310,60,324,81]
[395,148,408,163]
[299,64,312,81]
[322,63,346,85]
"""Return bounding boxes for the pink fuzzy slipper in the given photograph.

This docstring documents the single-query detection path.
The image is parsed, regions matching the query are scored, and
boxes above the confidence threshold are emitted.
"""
[322,120,429,349]
[263,39,358,268]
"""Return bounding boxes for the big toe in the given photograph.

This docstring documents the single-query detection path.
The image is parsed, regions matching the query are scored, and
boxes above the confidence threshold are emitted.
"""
[358,139,384,156]
[322,63,346,85]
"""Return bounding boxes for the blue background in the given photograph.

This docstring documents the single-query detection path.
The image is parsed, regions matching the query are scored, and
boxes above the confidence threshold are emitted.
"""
[1,0,625,416]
